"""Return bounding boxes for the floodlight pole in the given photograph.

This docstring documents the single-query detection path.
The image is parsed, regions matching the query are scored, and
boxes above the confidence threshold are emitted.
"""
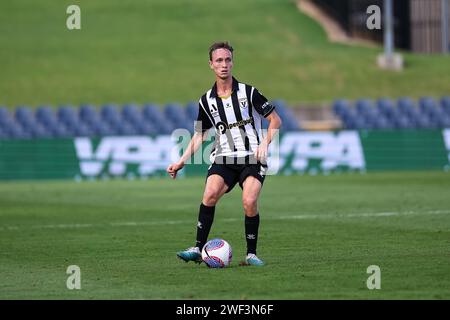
[384,0,394,58]
[377,0,402,70]
[443,0,449,54]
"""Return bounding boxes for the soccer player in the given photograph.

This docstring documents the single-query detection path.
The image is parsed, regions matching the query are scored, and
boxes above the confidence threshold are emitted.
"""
[166,41,282,266]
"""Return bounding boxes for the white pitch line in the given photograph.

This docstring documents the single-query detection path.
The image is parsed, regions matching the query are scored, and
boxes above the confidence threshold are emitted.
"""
[0,210,449,231]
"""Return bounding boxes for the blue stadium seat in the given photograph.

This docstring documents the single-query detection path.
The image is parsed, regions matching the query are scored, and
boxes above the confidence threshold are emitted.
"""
[0,106,12,124]
[332,99,351,117]
[142,104,174,134]
[441,96,450,115]
[419,97,438,115]
[79,104,102,129]
[355,99,375,115]
[100,104,122,128]
[344,115,367,130]
[28,123,54,139]
[36,105,59,130]
[15,106,35,128]
[50,123,72,138]
[122,104,142,124]
[376,98,396,118]
[397,97,416,117]
[186,102,198,121]
[57,105,79,129]
[164,103,190,129]
[135,121,158,136]
[4,121,32,139]
[393,116,412,129]
[72,122,93,137]
[91,122,116,137]
[117,122,138,136]
[412,116,433,129]
[437,115,450,128]
[0,108,15,138]
[372,116,393,129]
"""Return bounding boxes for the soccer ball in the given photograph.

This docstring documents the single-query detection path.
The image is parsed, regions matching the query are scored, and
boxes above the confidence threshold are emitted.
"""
[201,238,232,268]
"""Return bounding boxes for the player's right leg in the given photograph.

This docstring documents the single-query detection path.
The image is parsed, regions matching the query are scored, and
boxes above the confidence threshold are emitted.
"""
[177,174,229,263]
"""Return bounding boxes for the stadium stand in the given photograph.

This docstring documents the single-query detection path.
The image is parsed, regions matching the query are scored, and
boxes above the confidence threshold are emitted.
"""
[333,96,450,130]
[0,97,449,139]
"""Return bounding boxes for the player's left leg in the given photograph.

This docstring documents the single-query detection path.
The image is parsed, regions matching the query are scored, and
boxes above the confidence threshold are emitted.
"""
[241,176,265,266]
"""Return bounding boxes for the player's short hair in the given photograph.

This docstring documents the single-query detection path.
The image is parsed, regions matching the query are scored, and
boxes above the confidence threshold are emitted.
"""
[209,41,234,61]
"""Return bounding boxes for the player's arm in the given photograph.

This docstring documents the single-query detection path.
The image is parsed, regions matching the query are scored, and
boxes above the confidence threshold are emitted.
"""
[251,89,283,162]
[166,131,209,179]
[167,101,213,179]
[256,110,282,163]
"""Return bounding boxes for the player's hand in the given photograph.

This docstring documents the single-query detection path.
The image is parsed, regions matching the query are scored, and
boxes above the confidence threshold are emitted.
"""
[255,141,268,165]
[166,161,184,179]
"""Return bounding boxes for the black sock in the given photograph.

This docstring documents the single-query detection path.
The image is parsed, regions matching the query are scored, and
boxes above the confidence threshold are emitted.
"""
[245,214,260,255]
[195,203,215,250]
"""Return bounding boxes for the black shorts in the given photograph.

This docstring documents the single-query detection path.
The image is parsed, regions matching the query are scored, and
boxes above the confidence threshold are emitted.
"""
[206,156,268,193]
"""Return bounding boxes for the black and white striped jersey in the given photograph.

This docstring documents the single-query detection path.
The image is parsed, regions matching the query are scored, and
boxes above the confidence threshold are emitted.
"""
[195,77,275,159]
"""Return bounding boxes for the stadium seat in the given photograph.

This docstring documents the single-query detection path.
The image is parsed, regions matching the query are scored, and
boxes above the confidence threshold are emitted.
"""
[355,99,375,115]
[36,105,60,131]
[50,123,72,138]
[4,121,32,139]
[332,99,351,117]
[143,104,174,134]
[164,103,191,130]
[116,122,138,136]
[57,105,79,129]
[122,104,142,124]
[15,106,35,128]
[374,116,393,129]
[79,104,102,129]
[393,116,412,129]
[135,121,158,136]
[397,97,416,117]
[100,104,122,128]
[376,98,396,119]
[162,104,190,133]
[441,96,450,115]
[185,102,198,121]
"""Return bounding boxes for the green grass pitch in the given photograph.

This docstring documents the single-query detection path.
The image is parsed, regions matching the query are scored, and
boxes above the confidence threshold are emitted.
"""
[0,171,449,299]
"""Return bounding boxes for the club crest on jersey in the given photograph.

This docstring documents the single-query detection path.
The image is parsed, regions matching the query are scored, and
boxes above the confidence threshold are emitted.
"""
[239,98,248,109]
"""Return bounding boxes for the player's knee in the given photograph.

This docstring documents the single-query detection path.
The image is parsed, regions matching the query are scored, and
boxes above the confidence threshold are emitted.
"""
[203,189,221,206]
[242,196,258,213]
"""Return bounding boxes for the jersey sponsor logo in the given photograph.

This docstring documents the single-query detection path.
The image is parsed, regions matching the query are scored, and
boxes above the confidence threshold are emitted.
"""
[215,121,227,135]
[215,119,254,134]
